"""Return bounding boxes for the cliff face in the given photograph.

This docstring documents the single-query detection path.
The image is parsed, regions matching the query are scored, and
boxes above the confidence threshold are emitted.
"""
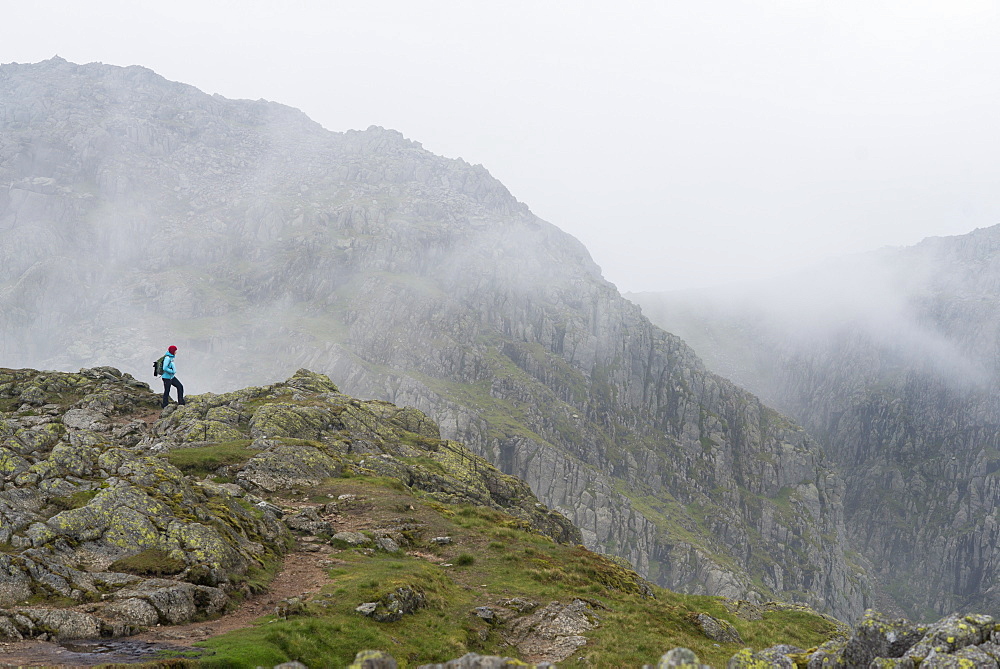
[631,226,1000,619]
[0,58,870,619]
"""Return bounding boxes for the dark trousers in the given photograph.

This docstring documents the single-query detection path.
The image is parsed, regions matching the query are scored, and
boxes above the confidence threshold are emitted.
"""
[162,377,184,407]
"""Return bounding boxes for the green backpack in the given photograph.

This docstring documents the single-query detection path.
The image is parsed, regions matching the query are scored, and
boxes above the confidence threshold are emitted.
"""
[153,355,166,377]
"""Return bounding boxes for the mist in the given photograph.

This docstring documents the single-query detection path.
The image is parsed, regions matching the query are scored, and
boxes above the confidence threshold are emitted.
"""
[689,257,987,381]
[2,1,1000,293]
[0,59,609,400]
[7,53,1000,623]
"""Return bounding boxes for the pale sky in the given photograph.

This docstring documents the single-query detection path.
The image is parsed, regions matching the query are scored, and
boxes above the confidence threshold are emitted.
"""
[4,1,999,292]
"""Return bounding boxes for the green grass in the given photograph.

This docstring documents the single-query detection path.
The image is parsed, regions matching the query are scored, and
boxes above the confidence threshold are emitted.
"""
[198,556,482,667]
[109,548,186,577]
[48,489,98,511]
[0,397,22,413]
[400,455,450,477]
[162,440,257,477]
[192,479,841,668]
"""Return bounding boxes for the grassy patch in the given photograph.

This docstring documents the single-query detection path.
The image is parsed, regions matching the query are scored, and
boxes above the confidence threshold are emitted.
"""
[110,548,185,577]
[48,489,98,512]
[198,556,480,667]
[162,440,257,477]
[337,470,408,491]
[0,398,22,413]
[193,479,841,668]
[401,456,450,477]
[735,607,841,650]
[397,432,443,451]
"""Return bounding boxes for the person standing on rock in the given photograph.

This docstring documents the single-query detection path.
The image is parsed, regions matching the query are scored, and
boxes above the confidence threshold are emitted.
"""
[161,345,185,408]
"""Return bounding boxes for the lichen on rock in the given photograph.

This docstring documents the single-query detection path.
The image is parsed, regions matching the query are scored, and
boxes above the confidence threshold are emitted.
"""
[0,365,582,644]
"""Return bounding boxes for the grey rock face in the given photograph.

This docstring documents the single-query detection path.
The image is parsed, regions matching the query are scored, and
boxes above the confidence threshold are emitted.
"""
[102,597,161,627]
[416,653,541,669]
[334,531,371,546]
[113,579,228,625]
[363,586,426,623]
[0,58,870,619]
[794,609,1000,668]
[374,536,400,552]
[652,648,712,668]
[351,650,400,669]
[696,613,744,644]
[61,408,110,431]
[634,225,1000,618]
[730,645,803,668]
[504,599,599,663]
[15,609,104,640]
[284,507,334,536]
[842,610,927,666]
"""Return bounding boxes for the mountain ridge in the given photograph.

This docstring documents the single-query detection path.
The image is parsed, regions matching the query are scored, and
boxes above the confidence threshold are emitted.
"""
[1,57,869,620]
[631,223,1000,619]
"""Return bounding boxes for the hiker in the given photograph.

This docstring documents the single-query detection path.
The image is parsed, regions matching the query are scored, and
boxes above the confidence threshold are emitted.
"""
[161,345,185,408]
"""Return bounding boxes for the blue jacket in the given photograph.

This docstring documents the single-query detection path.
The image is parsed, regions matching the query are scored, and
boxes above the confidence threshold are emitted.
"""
[162,352,176,379]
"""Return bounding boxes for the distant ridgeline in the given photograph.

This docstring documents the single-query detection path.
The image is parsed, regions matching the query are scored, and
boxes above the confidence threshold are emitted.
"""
[1,58,870,619]
[632,224,1000,620]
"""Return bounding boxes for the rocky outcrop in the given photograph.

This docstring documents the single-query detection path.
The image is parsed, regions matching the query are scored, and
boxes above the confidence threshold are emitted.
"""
[633,225,1000,619]
[0,366,288,637]
[371,609,1000,668]
[0,366,577,641]
[0,58,870,618]
[743,609,1000,668]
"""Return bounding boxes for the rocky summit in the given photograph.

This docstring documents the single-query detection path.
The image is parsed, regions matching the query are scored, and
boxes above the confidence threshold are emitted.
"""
[0,57,870,620]
[0,365,857,668]
[0,366,576,646]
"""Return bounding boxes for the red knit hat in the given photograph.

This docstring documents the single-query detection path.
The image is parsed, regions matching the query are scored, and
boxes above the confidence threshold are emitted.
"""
[168,345,177,354]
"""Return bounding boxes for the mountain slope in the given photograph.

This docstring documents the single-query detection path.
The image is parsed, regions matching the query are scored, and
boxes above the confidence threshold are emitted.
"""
[0,367,858,668]
[0,57,869,619]
[631,225,1000,619]
[0,366,577,633]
